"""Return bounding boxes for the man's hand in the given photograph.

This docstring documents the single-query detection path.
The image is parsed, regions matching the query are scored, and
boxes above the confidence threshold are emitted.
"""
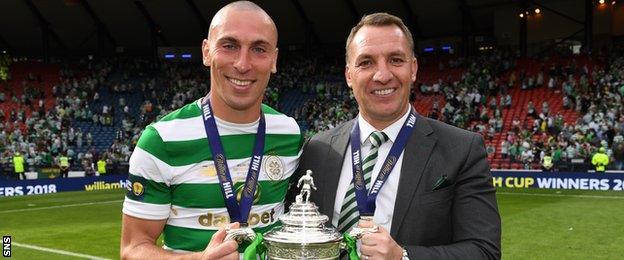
[199,222,240,260]
[358,220,403,260]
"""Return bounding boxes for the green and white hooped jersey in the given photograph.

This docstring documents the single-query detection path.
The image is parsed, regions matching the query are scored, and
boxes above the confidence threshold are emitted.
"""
[122,99,303,252]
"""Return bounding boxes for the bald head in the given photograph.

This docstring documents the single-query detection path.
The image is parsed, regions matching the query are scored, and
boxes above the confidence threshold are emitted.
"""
[208,1,277,44]
[200,1,280,123]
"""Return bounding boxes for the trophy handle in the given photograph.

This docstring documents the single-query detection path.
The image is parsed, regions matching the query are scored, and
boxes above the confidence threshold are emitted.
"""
[224,227,257,244]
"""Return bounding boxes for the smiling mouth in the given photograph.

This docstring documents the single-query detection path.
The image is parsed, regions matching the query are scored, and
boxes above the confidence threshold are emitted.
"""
[227,77,255,86]
[372,88,396,96]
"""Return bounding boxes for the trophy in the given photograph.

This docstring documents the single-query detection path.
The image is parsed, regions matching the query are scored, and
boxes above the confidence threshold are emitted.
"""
[226,170,378,259]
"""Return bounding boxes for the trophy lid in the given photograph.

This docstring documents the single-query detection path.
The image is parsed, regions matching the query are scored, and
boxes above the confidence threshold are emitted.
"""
[263,171,342,244]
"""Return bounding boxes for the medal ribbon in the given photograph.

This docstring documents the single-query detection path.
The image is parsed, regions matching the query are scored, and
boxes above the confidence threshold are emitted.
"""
[349,108,416,216]
[201,98,266,224]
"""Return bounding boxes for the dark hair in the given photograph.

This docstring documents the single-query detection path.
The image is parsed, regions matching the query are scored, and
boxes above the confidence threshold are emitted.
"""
[345,13,414,62]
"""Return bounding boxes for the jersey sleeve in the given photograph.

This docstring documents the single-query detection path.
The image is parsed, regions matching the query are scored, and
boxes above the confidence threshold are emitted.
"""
[122,126,173,220]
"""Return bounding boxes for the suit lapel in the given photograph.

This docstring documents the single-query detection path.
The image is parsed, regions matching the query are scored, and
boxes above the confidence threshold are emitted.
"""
[391,115,436,237]
[321,120,354,218]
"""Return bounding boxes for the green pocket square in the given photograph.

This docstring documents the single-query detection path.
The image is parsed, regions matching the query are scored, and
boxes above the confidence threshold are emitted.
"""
[432,175,452,191]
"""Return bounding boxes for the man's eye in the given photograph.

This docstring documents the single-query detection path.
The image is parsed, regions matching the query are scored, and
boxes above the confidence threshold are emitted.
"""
[357,60,371,67]
[252,47,266,53]
[223,44,237,50]
[390,58,405,65]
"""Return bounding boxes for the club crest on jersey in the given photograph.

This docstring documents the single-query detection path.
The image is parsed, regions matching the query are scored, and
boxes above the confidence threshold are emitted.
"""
[263,155,284,181]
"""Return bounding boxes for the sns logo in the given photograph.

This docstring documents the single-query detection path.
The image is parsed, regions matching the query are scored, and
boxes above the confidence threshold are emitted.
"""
[2,236,10,257]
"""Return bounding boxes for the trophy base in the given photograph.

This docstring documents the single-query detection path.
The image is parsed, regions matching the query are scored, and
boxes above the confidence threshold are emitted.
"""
[265,240,341,260]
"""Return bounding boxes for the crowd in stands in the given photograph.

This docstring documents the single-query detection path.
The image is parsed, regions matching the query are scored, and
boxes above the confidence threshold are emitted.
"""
[1,45,623,179]
[292,46,624,171]
[0,58,116,176]
[492,47,624,171]
[286,53,357,138]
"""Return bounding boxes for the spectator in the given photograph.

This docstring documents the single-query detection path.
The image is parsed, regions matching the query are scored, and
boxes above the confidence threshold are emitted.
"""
[97,157,107,175]
[12,151,25,180]
[591,147,609,173]
[58,152,70,178]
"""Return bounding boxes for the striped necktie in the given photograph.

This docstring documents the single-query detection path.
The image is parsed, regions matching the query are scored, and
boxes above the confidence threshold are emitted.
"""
[338,130,388,234]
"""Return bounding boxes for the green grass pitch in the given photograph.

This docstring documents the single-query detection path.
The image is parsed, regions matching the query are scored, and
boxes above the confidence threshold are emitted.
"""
[1,187,623,259]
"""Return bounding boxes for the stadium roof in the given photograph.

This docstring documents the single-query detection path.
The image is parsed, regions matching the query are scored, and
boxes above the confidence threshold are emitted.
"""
[0,0,521,55]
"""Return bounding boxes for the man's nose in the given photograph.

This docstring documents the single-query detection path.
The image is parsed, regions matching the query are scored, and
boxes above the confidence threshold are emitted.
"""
[234,49,251,74]
[372,62,392,84]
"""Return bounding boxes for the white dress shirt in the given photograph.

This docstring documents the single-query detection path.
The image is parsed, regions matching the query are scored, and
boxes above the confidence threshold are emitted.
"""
[332,107,410,232]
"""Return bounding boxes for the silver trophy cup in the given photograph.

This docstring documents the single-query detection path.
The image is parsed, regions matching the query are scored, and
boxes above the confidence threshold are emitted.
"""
[226,170,377,259]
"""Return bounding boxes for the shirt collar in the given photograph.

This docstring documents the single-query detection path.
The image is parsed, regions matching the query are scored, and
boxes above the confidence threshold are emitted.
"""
[357,105,412,144]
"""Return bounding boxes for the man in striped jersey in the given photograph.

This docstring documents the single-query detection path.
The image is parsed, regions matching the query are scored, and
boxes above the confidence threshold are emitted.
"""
[120,1,303,259]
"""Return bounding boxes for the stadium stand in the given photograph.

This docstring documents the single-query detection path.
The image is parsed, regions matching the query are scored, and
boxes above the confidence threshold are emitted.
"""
[1,44,623,180]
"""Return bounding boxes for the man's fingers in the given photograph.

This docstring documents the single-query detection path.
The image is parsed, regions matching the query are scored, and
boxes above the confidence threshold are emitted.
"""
[203,223,242,259]
[359,244,377,258]
[207,226,228,248]
[358,227,402,260]
[360,231,393,249]
[229,222,241,229]
[357,220,374,228]
[361,232,381,246]
[376,225,388,233]
[209,240,239,259]
[361,238,377,247]
[210,222,240,247]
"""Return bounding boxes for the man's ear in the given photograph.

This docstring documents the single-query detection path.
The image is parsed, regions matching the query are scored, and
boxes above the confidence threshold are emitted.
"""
[202,39,211,67]
[345,65,353,89]
[411,57,418,82]
[271,48,279,73]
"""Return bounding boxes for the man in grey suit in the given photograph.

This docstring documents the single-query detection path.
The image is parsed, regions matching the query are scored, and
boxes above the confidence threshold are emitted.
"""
[295,13,501,259]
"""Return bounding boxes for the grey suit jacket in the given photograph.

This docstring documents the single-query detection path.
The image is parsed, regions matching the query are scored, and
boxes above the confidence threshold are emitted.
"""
[293,114,501,259]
